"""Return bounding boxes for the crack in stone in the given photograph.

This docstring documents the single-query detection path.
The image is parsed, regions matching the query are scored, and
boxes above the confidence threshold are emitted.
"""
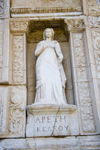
[50,104,63,136]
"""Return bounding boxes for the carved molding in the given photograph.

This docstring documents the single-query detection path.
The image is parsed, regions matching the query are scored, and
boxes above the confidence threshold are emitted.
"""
[10,0,82,14]
[10,7,82,14]
[10,21,29,32]
[65,18,85,31]
[88,16,100,28]
[73,33,95,132]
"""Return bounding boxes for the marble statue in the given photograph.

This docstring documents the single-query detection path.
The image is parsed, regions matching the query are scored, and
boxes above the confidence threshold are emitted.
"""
[34,28,67,104]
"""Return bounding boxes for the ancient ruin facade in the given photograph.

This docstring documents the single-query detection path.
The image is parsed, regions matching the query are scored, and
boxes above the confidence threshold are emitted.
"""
[0,0,100,149]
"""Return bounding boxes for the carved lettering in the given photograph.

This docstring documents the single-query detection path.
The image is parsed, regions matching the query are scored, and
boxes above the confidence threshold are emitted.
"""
[36,125,69,133]
[64,126,68,131]
[47,116,52,123]
[60,116,66,122]
[42,116,45,123]
[35,117,41,123]
[48,127,52,132]
[43,127,46,132]
[52,126,57,131]
[37,127,41,132]
[53,116,59,122]
[58,126,63,131]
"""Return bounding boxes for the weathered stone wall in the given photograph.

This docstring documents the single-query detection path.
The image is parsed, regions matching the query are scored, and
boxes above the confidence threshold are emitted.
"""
[0,0,100,149]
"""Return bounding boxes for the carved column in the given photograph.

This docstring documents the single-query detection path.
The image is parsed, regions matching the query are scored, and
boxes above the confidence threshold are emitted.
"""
[65,17,96,135]
[86,16,100,133]
[0,19,29,138]
[9,20,29,84]
[0,0,10,83]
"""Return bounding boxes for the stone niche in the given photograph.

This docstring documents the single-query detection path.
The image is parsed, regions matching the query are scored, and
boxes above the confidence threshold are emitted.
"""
[26,20,78,137]
[27,20,74,106]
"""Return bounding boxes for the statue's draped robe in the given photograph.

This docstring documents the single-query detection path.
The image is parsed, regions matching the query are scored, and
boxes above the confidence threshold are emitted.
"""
[35,40,67,104]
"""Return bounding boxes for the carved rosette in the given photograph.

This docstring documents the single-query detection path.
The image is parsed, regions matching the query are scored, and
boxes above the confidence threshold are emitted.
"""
[10,21,29,32]
[65,18,85,31]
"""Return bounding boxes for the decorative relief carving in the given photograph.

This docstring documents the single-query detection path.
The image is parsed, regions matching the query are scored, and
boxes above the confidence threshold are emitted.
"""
[0,0,4,15]
[88,16,100,28]
[0,87,8,136]
[73,33,86,67]
[13,36,24,84]
[73,33,95,132]
[78,82,95,132]
[8,87,26,137]
[10,21,29,32]
[10,0,82,14]
[65,18,85,31]
[0,0,9,18]
[0,31,3,81]
[88,0,100,16]
[92,28,100,83]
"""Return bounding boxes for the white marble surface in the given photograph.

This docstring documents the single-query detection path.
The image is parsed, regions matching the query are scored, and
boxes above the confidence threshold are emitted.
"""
[0,136,100,150]
[34,28,67,105]
[26,104,79,137]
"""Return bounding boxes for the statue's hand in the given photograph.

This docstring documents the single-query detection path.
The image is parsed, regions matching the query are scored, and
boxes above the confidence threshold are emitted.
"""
[58,55,63,63]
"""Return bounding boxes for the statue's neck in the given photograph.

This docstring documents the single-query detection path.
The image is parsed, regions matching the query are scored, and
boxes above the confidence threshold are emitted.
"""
[45,37,52,41]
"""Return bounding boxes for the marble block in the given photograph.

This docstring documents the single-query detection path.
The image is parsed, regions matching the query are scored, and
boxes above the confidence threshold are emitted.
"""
[26,104,79,137]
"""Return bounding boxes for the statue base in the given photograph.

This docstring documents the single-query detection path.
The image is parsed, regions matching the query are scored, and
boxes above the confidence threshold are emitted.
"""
[26,103,79,137]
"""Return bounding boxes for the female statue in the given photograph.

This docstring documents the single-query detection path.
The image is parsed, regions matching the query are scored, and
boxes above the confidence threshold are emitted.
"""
[35,28,67,104]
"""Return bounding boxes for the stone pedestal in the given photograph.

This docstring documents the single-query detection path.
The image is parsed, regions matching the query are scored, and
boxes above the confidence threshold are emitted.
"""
[26,104,79,137]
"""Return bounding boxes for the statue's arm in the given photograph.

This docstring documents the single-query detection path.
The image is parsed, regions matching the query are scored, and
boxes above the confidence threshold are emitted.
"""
[55,42,63,63]
[35,41,44,56]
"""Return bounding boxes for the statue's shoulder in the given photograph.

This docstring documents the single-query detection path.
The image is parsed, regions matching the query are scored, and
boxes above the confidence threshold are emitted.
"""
[53,40,60,45]
[37,40,44,45]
